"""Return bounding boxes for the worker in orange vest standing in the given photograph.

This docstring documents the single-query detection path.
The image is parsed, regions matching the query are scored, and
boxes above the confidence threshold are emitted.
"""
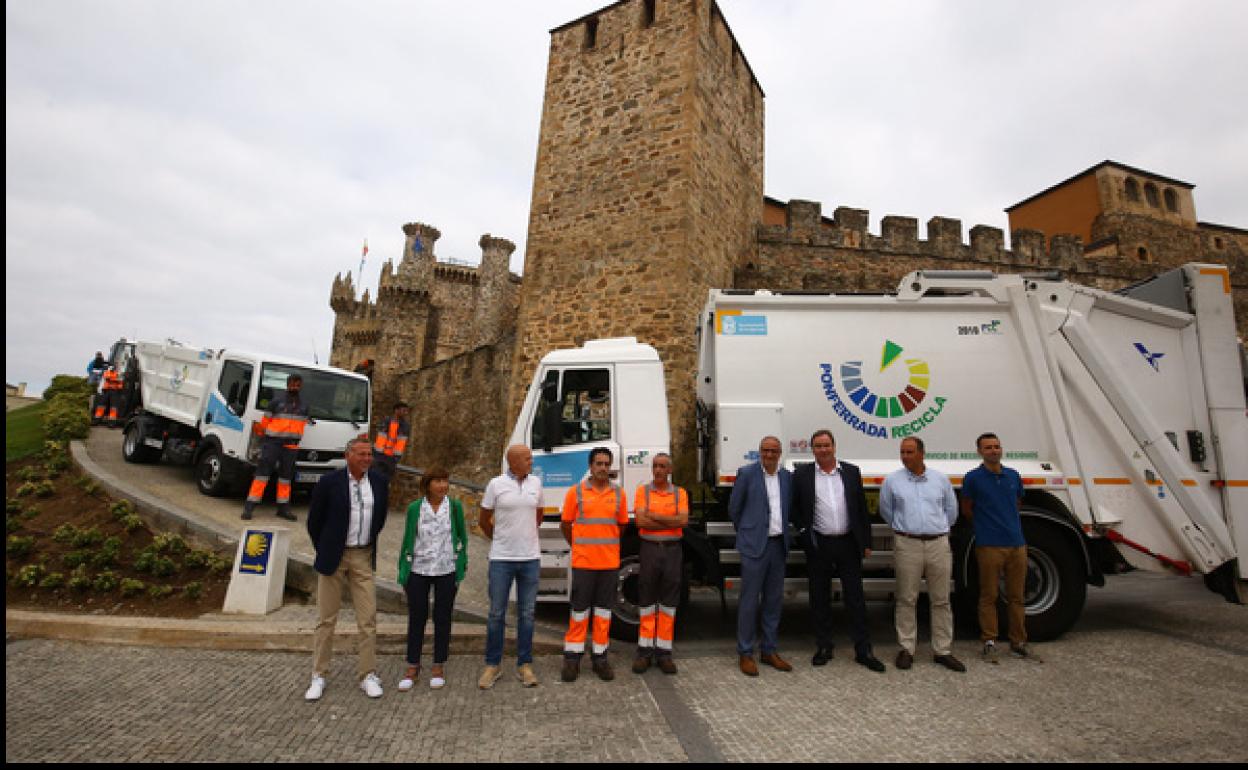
[242,374,309,522]
[560,446,629,682]
[94,366,125,427]
[632,452,689,675]
[372,402,410,480]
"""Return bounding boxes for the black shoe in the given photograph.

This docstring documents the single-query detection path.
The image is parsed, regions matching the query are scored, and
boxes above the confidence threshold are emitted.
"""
[241,510,253,521]
[561,657,580,683]
[276,509,297,522]
[591,656,614,681]
[812,646,834,666]
[894,649,913,670]
[934,654,966,673]
[856,654,886,673]
[632,656,651,674]
[656,656,677,675]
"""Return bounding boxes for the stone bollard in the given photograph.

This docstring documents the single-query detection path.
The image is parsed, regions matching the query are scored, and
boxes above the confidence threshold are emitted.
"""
[222,526,292,615]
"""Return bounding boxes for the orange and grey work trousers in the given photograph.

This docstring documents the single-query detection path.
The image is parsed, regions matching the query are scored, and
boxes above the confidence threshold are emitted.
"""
[976,545,1028,646]
[637,540,681,658]
[564,567,618,659]
[246,440,297,512]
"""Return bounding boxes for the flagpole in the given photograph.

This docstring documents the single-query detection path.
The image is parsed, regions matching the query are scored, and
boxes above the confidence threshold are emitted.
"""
[357,238,368,299]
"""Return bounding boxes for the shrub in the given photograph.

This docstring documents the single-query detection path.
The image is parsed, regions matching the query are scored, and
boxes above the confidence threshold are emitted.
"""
[183,550,210,569]
[6,515,21,534]
[184,581,204,600]
[92,570,118,592]
[110,500,136,519]
[63,549,92,569]
[39,572,65,590]
[17,466,43,482]
[6,498,21,513]
[32,480,56,498]
[14,564,45,587]
[148,584,174,599]
[40,440,67,460]
[205,554,232,573]
[152,533,189,555]
[21,506,40,520]
[7,535,35,557]
[119,578,146,597]
[15,482,37,498]
[120,514,144,533]
[42,375,94,403]
[67,565,91,591]
[43,454,71,476]
[91,537,122,568]
[44,393,90,442]
[71,526,104,548]
[52,524,79,544]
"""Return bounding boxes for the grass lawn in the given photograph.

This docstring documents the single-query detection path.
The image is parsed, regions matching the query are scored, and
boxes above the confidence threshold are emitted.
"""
[6,401,47,461]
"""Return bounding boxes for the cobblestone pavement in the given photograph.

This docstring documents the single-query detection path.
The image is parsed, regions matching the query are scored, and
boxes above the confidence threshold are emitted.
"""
[8,572,1248,762]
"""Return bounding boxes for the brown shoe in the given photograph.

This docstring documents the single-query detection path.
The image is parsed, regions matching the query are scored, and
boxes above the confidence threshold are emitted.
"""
[560,658,580,683]
[657,656,678,675]
[632,656,651,674]
[739,655,759,677]
[760,652,793,672]
[591,656,615,681]
[895,649,914,670]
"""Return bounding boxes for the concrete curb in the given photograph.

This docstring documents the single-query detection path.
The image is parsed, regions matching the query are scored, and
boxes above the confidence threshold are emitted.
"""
[5,609,564,655]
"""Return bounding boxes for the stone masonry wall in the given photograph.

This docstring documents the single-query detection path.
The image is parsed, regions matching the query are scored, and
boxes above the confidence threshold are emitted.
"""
[509,0,765,478]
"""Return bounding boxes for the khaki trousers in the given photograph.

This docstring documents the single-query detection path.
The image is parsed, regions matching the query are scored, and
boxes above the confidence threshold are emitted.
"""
[313,547,377,679]
[976,545,1028,646]
[893,533,953,656]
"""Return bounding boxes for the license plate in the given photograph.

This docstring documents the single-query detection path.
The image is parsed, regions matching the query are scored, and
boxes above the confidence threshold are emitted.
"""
[296,471,324,484]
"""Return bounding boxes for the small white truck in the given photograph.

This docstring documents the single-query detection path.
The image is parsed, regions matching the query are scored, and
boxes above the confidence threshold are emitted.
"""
[508,263,1248,640]
[121,341,372,497]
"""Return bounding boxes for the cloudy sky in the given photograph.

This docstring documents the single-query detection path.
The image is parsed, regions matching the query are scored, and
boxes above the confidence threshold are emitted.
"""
[7,0,1246,395]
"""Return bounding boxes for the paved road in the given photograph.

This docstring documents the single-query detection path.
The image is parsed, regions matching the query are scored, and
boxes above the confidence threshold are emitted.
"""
[8,570,1248,762]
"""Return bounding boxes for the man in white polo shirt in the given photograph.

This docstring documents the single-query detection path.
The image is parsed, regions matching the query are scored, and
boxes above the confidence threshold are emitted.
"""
[477,444,544,689]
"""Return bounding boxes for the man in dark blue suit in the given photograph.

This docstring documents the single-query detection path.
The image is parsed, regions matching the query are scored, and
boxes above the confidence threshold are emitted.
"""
[304,437,390,701]
[729,435,793,676]
[791,429,886,672]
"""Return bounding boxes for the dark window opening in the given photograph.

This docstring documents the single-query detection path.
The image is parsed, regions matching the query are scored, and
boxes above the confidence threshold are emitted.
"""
[1164,188,1179,212]
[1137,246,1150,262]
[1125,177,1140,202]
[642,0,656,28]
[1144,182,1160,208]
[584,17,599,49]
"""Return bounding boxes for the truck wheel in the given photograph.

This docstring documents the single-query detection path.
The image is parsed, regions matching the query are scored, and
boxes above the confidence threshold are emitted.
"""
[122,421,161,464]
[956,516,1086,642]
[195,446,233,497]
[610,554,641,643]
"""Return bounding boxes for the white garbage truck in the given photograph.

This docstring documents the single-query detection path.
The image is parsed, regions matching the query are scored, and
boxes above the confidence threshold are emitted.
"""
[507,263,1247,640]
[121,340,372,497]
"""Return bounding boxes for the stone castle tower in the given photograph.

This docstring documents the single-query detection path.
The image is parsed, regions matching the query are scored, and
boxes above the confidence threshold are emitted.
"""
[509,0,765,468]
[329,222,519,415]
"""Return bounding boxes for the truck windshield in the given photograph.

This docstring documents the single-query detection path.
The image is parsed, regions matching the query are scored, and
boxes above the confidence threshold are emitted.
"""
[256,364,369,424]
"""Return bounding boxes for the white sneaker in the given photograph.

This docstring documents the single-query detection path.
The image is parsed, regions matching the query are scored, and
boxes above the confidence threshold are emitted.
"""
[305,675,326,702]
[360,672,384,698]
[398,665,419,692]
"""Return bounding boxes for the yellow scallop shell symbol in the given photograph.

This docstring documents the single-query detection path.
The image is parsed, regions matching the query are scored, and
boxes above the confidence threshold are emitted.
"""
[245,533,269,558]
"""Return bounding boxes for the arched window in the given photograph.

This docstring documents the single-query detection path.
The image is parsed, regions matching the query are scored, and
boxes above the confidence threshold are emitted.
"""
[1144,182,1160,208]
[1164,188,1179,212]
[1125,177,1140,202]
[1137,246,1150,262]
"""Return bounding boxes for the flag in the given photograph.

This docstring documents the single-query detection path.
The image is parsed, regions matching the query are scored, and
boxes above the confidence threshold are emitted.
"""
[362,238,369,258]
[412,234,423,254]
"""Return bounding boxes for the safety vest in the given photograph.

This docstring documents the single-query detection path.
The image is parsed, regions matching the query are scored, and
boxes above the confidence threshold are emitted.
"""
[373,417,409,458]
[102,370,123,391]
[566,482,626,570]
[260,392,308,446]
[637,483,687,542]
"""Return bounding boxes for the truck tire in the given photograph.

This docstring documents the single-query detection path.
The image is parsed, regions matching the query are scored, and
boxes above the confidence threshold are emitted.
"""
[956,515,1086,642]
[122,420,161,464]
[610,554,642,643]
[195,444,234,497]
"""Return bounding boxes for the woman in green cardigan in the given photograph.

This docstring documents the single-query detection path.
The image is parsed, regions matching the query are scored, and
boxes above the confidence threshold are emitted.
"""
[396,466,468,690]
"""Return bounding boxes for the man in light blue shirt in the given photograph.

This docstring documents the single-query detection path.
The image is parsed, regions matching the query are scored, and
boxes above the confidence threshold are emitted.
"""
[879,437,964,672]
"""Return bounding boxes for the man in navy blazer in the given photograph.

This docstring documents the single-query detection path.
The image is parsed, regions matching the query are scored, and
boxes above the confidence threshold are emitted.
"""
[791,429,886,672]
[728,435,794,676]
[304,437,390,701]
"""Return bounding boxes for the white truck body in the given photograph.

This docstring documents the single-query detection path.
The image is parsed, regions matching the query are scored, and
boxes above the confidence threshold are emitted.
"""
[510,264,1248,638]
[124,341,372,496]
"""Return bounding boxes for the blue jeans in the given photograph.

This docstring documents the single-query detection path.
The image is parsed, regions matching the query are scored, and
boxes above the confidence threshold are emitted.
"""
[485,559,540,666]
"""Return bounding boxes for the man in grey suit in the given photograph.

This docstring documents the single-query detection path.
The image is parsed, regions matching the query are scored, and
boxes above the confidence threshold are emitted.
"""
[728,435,793,676]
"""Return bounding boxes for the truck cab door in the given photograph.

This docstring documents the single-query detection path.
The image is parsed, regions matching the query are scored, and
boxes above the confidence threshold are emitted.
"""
[529,366,619,495]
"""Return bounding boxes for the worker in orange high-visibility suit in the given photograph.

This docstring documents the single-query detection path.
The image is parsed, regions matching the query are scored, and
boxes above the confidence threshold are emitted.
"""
[560,446,629,683]
[632,452,689,675]
[94,367,125,427]
[242,374,309,522]
[372,402,410,480]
